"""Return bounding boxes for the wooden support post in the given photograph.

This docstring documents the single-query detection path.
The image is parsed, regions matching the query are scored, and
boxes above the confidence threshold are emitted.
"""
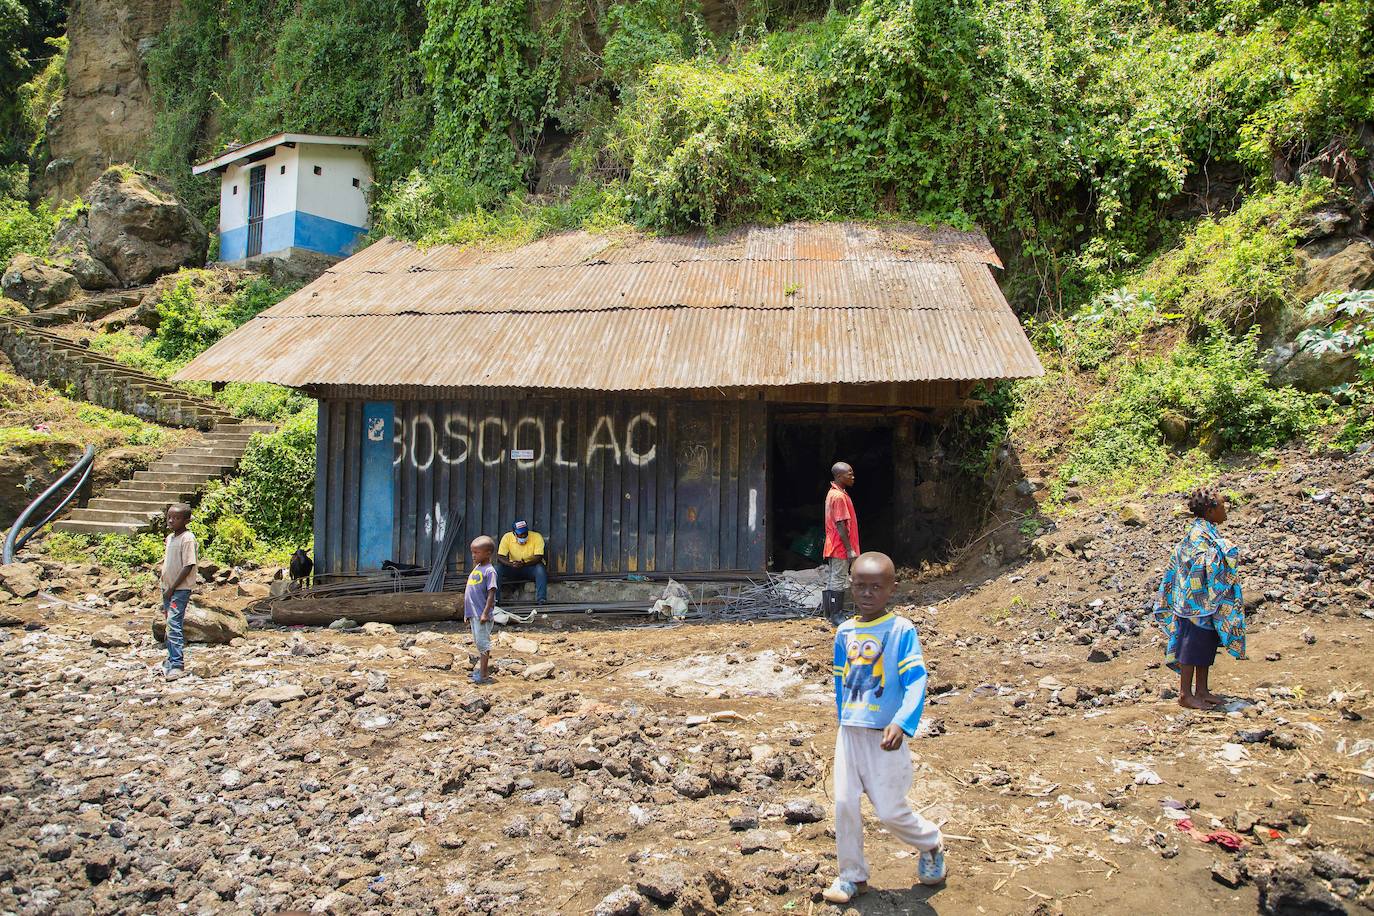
[894,416,918,563]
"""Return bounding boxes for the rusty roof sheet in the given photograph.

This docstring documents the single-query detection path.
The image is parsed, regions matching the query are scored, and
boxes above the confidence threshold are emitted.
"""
[178,221,1042,389]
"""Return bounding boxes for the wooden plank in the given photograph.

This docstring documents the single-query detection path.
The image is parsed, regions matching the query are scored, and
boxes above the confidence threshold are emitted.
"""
[357,400,395,570]
[456,401,472,574]
[436,399,451,576]
[660,401,677,570]
[551,401,569,574]
[401,403,414,565]
[313,399,328,574]
[622,402,640,572]
[607,398,623,572]
[581,398,598,574]
[742,401,767,570]
[721,402,740,568]
[326,401,346,576]
[642,399,658,572]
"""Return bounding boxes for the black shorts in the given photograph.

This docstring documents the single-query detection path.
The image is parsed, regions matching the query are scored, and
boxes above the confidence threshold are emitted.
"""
[1177,615,1220,667]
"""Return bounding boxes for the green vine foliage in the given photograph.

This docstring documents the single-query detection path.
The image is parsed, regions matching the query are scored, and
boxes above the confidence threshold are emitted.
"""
[419,0,570,190]
[146,0,430,216]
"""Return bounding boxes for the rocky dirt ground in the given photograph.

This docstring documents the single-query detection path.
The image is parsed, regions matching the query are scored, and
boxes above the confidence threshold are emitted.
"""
[1,447,1372,915]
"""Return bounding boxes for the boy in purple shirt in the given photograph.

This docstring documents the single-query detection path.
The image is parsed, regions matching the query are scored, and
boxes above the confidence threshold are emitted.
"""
[464,535,498,684]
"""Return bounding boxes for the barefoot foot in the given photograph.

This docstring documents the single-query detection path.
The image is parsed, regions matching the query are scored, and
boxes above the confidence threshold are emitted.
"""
[1179,695,1216,710]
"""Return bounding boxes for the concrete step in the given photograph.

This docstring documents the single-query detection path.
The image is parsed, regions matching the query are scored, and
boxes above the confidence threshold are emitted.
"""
[107,482,199,497]
[151,458,239,472]
[87,498,172,513]
[52,519,146,535]
[132,470,224,485]
[170,446,250,459]
[64,507,163,524]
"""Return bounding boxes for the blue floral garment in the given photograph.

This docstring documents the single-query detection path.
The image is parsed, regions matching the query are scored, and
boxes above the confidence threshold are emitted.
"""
[1153,518,1246,671]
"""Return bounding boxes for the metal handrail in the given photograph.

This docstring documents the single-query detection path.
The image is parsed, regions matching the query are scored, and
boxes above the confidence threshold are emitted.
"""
[3,445,95,564]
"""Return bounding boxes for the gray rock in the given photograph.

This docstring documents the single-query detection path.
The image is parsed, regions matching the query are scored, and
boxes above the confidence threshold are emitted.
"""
[636,866,686,904]
[782,798,825,824]
[48,218,118,290]
[729,812,759,831]
[672,771,710,800]
[90,626,130,648]
[1256,853,1346,916]
[0,562,43,598]
[1309,849,1360,881]
[523,661,555,680]
[594,886,644,916]
[151,603,248,644]
[739,829,778,854]
[1,255,78,309]
[83,168,208,285]
[242,684,306,705]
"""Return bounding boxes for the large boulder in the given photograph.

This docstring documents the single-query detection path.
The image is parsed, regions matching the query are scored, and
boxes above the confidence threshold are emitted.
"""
[83,168,207,286]
[49,217,119,290]
[1,255,79,309]
[151,603,248,644]
[1295,239,1374,302]
[1263,237,1374,392]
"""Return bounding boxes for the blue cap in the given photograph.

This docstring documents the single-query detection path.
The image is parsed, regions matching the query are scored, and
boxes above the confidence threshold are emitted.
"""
[513,520,529,533]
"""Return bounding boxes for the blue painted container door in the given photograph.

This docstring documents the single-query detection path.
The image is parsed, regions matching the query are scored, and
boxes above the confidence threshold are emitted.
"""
[358,401,395,570]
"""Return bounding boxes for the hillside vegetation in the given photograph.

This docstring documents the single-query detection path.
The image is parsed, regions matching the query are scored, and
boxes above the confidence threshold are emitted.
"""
[0,0,1372,559]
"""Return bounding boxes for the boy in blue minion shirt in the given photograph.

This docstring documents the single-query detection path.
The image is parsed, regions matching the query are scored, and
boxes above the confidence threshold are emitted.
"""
[823,551,945,904]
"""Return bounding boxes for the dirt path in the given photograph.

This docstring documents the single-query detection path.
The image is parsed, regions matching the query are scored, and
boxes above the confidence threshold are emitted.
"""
[1,449,1371,915]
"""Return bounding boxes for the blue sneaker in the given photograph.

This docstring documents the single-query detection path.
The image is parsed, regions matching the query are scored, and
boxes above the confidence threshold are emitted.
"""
[822,878,866,904]
[918,845,947,885]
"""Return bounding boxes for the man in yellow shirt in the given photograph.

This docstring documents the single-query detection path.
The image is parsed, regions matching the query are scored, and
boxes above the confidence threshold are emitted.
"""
[496,520,548,604]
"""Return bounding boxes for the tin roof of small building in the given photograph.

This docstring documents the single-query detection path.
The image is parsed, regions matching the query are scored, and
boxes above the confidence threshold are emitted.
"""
[192,133,372,175]
[176,221,1044,390]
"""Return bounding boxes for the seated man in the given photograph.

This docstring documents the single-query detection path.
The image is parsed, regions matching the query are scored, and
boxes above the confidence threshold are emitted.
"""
[496,520,548,605]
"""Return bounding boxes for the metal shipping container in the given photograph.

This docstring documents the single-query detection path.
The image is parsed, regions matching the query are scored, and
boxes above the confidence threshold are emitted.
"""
[313,394,766,577]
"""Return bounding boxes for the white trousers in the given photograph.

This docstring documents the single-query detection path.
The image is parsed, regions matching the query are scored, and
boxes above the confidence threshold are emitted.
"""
[834,725,943,883]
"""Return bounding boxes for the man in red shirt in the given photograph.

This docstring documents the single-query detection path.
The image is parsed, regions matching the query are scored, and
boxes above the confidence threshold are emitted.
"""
[823,461,859,624]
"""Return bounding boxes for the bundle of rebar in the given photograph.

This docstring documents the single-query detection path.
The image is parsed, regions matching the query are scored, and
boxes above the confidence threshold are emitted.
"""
[692,573,824,623]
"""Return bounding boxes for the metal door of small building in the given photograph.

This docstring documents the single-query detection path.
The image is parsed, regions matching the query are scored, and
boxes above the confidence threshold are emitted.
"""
[246,165,266,257]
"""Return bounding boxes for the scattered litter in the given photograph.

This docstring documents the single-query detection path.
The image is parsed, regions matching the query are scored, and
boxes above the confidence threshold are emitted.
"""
[1217,743,1250,763]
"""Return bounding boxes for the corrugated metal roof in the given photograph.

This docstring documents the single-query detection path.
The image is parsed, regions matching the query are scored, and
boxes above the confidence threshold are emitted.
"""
[177,221,1043,390]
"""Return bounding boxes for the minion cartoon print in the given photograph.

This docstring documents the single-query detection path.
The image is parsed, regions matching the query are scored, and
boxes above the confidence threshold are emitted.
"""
[842,633,887,706]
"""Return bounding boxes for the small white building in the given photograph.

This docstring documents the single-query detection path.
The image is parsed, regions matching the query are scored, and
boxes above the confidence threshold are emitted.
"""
[193,133,372,263]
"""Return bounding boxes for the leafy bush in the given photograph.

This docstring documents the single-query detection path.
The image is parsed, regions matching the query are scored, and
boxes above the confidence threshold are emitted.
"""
[192,409,315,563]
[371,173,630,248]
[1145,180,1332,326]
[94,533,166,576]
[1054,328,1326,498]
[146,0,430,215]
[0,195,59,265]
[1299,289,1374,445]
[214,382,311,422]
[152,271,289,363]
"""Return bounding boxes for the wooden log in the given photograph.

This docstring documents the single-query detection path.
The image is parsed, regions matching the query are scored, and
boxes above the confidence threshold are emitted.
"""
[271,592,461,627]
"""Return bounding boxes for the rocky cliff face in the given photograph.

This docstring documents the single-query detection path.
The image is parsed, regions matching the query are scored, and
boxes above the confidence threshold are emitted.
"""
[36,0,182,203]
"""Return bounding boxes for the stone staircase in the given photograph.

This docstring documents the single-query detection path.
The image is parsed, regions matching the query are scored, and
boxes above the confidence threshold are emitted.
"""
[0,317,236,429]
[25,290,144,328]
[53,423,276,535]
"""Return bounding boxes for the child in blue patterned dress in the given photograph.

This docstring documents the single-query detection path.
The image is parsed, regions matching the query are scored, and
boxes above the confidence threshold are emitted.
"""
[1154,486,1247,709]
